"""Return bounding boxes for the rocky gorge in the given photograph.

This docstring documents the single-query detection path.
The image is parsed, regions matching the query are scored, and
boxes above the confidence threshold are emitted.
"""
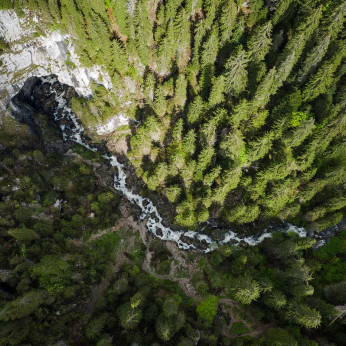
[7,74,344,253]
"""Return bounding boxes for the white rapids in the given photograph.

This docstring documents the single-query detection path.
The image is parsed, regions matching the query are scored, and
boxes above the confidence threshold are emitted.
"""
[41,76,310,253]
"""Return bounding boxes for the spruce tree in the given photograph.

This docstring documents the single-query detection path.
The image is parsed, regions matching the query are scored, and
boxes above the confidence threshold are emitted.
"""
[247,21,272,63]
[264,290,287,310]
[297,0,346,84]
[232,275,261,305]
[302,47,346,102]
[224,46,249,96]
[286,300,321,329]
[219,0,237,44]
[0,291,48,321]
[117,302,142,330]
[271,0,296,25]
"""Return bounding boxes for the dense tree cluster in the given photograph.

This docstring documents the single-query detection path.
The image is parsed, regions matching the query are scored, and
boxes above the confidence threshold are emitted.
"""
[192,230,346,345]
[124,0,346,230]
[3,0,345,230]
[0,114,122,344]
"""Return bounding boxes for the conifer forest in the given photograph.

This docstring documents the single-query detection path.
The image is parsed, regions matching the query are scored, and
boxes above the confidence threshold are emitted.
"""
[0,0,346,345]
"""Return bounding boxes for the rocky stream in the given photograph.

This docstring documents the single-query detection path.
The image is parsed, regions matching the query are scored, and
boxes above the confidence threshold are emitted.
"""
[7,75,345,253]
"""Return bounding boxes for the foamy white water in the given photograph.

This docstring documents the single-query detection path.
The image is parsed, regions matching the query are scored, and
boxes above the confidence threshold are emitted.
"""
[40,76,311,253]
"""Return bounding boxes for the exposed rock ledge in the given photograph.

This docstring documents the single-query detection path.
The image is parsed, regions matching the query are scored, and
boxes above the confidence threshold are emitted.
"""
[0,9,128,134]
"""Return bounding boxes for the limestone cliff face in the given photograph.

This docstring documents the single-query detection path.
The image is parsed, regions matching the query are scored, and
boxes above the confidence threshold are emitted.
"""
[0,9,127,134]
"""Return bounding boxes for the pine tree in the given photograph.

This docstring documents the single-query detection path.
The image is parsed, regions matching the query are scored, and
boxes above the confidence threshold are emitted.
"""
[165,0,183,20]
[246,0,268,28]
[156,314,175,341]
[154,86,167,117]
[180,161,196,189]
[252,67,278,108]
[286,300,321,329]
[224,204,260,224]
[283,118,316,148]
[130,130,152,162]
[259,277,273,293]
[175,311,186,331]
[298,179,326,203]
[176,207,198,228]
[31,255,70,293]
[200,117,219,147]
[247,21,272,63]
[291,284,314,298]
[219,128,246,162]
[261,178,300,216]
[117,302,142,330]
[135,1,153,65]
[219,0,237,44]
[166,186,182,202]
[114,277,129,295]
[212,166,242,204]
[250,7,322,110]
[312,211,343,232]
[86,316,106,340]
[194,147,215,181]
[60,0,89,60]
[324,140,346,160]
[276,7,322,83]
[174,74,188,108]
[97,335,113,346]
[199,63,215,97]
[0,290,48,321]
[143,73,156,102]
[264,290,287,310]
[302,47,346,102]
[325,197,346,213]
[208,75,225,107]
[201,27,219,68]
[304,206,326,222]
[246,131,274,163]
[271,0,295,25]
[224,46,249,96]
[187,96,206,124]
[174,9,191,70]
[203,0,218,29]
[163,295,181,317]
[232,275,261,305]
[297,0,346,84]
[203,166,222,187]
[110,0,130,38]
[155,22,176,75]
[7,228,39,242]
[0,0,13,9]
[155,162,169,186]
[112,39,129,75]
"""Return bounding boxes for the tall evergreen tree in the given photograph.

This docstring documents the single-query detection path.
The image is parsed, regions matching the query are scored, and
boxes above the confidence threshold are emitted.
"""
[247,21,272,63]
[297,0,346,84]
[224,46,249,96]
